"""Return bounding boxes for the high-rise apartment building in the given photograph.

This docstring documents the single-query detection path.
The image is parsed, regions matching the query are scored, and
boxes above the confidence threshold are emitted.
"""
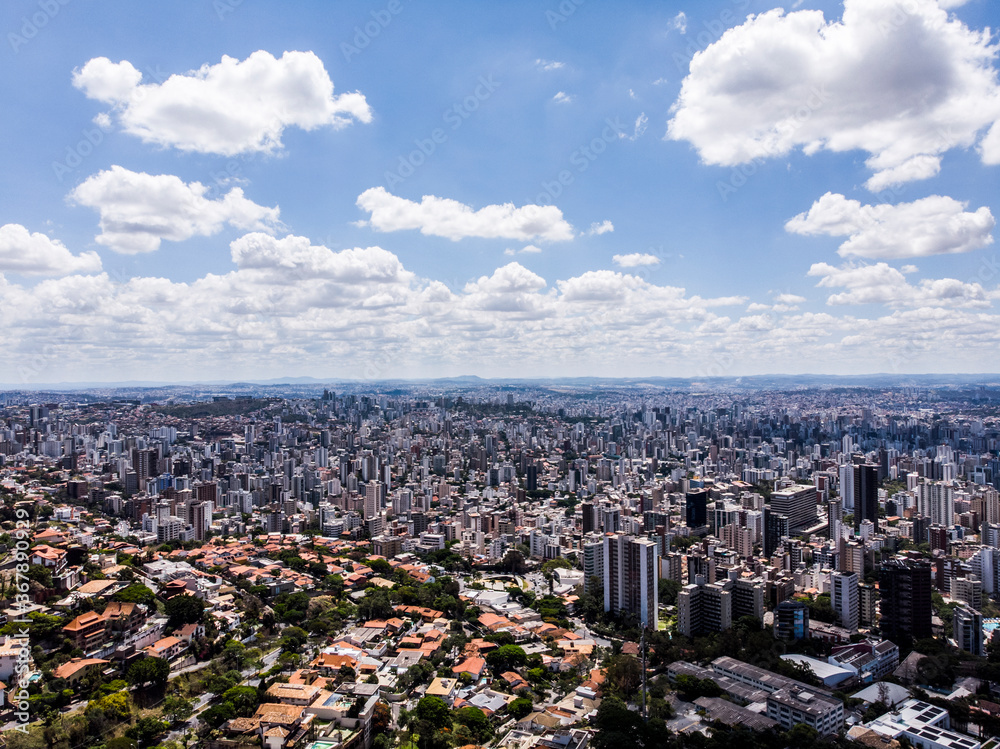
[774,600,810,640]
[583,538,604,594]
[678,576,732,637]
[603,534,659,628]
[722,523,753,560]
[859,583,877,628]
[731,576,765,621]
[951,576,983,611]
[364,482,382,520]
[917,481,955,528]
[842,541,865,575]
[830,570,859,631]
[839,463,855,511]
[770,484,817,533]
[954,606,984,656]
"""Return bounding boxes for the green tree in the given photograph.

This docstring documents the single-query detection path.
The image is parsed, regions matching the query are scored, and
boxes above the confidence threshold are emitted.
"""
[164,594,205,629]
[399,660,435,690]
[125,717,169,747]
[785,723,819,749]
[280,625,309,653]
[527,667,549,684]
[358,587,394,621]
[113,583,157,608]
[592,695,647,749]
[454,706,494,743]
[415,695,451,729]
[324,574,345,596]
[221,685,260,717]
[88,691,131,722]
[604,655,642,698]
[162,694,194,723]
[674,674,723,700]
[222,639,247,669]
[414,695,453,749]
[25,564,53,589]
[658,578,681,607]
[486,644,527,674]
[508,696,534,720]
[501,549,528,575]
[201,702,236,729]
[126,657,170,687]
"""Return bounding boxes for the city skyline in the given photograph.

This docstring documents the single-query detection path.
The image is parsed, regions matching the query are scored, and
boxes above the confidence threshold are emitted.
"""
[2,0,999,383]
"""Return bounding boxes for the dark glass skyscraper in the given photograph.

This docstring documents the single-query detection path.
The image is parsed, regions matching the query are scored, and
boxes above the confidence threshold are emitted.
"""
[854,463,879,531]
[764,507,789,559]
[686,488,708,528]
[879,558,932,642]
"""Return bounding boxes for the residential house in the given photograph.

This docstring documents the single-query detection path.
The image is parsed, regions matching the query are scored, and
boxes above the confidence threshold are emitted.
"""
[144,636,184,661]
[52,658,109,686]
[63,611,108,650]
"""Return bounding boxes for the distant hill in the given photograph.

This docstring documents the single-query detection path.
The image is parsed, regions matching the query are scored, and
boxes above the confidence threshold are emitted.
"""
[152,398,280,418]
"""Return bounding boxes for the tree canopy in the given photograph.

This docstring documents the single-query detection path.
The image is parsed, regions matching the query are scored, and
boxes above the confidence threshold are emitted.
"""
[486,644,527,673]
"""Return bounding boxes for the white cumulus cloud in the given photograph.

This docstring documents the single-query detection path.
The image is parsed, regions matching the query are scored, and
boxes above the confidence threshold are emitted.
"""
[558,270,646,302]
[6,230,996,380]
[588,221,614,235]
[0,224,102,275]
[504,245,543,256]
[808,262,995,308]
[356,187,575,242]
[70,166,282,254]
[72,51,372,156]
[535,59,565,71]
[552,91,573,105]
[786,192,995,259]
[666,0,1000,190]
[230,233,409,285]
[613,253,660,267]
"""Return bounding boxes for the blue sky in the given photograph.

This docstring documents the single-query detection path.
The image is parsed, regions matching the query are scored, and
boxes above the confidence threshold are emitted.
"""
[1,0,999,383]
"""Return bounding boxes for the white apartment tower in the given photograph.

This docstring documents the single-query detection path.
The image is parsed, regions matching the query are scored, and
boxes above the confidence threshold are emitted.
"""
[830,570,859,631]
[603,534,659,628]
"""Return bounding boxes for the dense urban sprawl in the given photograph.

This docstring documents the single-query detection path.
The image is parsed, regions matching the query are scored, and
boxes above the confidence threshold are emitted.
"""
[1,382,1000,749]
